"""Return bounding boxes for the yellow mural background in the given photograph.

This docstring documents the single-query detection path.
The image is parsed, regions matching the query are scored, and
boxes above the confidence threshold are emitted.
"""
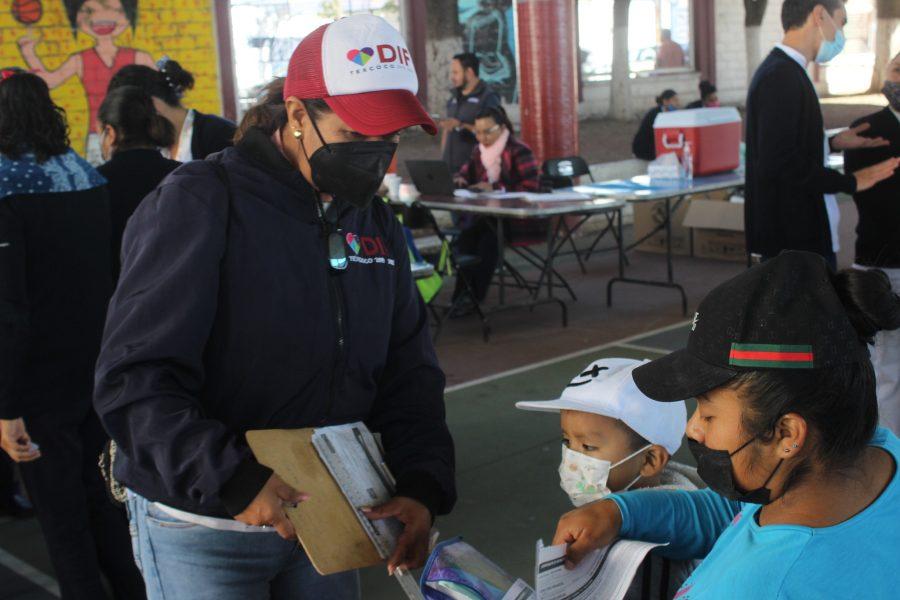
[0,0,223,155]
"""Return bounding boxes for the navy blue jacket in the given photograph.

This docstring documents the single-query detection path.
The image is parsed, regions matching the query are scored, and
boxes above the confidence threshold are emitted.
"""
[94,127,456,518]
[744,48,856,258]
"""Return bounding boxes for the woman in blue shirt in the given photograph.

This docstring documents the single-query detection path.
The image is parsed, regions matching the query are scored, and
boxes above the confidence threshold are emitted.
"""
[553,251,900,599]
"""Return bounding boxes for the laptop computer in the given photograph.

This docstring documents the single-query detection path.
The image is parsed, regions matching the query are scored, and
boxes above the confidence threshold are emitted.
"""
[406,160,456,196]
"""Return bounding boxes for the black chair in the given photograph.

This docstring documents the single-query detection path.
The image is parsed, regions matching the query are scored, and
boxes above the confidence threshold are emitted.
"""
[410,201,491,342]
[542,155,626,268]
[542,156,594,185]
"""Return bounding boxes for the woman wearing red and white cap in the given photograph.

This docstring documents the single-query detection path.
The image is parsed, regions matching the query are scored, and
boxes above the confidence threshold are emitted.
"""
[93,15,455,599]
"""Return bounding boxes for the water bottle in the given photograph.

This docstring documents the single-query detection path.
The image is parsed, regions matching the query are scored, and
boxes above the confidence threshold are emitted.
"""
[682,141,694,182]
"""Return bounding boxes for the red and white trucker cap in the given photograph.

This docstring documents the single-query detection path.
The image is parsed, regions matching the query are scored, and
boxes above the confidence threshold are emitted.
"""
[283,14,436,136]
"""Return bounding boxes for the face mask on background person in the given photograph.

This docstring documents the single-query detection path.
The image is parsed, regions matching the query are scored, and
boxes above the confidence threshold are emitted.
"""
[301,113,398,211]
[815,11,846,64]
[558,444,651,507]
[882,80,900,112]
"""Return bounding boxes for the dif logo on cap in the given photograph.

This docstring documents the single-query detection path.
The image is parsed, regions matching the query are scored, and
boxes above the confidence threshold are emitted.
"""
[283,14,436,136]
[321,14,418,96]
[345,44,413,70]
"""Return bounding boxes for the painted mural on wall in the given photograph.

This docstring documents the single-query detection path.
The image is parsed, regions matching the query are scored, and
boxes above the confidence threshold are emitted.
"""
[1,0,222,158]
[457,0,517,103]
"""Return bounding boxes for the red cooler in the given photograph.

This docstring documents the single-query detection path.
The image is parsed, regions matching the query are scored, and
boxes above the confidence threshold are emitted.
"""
[653,107,742,175]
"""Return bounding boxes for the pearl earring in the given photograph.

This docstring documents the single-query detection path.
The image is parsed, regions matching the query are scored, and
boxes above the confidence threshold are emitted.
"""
[292,129,302,139]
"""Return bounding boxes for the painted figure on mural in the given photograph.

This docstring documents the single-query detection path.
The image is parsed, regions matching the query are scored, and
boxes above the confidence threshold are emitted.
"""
[17,0,155,163]
[459,0,517,102]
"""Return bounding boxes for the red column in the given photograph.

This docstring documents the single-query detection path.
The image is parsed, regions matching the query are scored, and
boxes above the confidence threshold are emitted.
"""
[693,0,717,84]
[402,0,429,107]
[516,0,579,162]
[214,2,238,122]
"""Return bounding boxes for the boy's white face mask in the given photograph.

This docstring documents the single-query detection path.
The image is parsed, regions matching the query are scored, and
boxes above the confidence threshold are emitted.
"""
[558,444,651,507]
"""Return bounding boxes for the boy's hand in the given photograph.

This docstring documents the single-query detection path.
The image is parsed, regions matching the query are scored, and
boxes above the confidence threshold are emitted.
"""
[552,499,623,569]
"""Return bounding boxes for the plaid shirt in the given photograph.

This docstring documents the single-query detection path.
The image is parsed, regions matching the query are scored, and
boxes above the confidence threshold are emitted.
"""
[457,136,541,192]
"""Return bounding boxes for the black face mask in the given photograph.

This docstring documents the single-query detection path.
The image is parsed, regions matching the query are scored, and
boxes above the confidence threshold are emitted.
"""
[688,437,784,505]
[301,114,397,211]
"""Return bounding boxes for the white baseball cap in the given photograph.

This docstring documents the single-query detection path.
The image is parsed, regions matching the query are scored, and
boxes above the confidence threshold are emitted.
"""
[283,14,436,136]
[516,358,687,455]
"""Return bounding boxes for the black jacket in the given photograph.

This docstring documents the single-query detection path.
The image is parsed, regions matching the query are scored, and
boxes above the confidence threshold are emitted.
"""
[844,107,900,268]
[0,185,111,419]
[97,148,180,280]
[745,48,857,258]
[94,128,456,518]
[632,107,662,161]
[190,111,237,161]
[442,81,501,173]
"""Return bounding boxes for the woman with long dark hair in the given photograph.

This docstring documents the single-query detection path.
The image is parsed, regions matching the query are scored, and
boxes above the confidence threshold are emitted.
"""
[108,58,236,162]
[94,15,455,599]
[554,251,900,599]
[97,85,179,280]
[632,89,680,161]
[0,69,145,600]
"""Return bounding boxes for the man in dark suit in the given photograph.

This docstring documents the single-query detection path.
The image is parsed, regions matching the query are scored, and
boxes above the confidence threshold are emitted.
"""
[844,51,900,436]
[745,0,900,268]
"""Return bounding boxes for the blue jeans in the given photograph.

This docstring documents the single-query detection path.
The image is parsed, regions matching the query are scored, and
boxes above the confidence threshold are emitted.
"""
[125,493,360,600]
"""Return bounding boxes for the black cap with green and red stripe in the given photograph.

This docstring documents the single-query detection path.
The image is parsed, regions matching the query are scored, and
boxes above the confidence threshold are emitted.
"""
[633,251,870,402]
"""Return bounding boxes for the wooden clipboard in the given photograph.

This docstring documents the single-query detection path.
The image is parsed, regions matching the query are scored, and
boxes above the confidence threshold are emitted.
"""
[246,428,382,575]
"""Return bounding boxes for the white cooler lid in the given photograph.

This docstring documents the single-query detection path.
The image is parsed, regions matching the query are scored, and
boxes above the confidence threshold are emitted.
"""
[653,106,742,128]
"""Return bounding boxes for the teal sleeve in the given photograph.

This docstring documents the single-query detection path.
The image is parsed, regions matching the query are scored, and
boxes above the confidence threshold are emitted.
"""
[610,488,743,561]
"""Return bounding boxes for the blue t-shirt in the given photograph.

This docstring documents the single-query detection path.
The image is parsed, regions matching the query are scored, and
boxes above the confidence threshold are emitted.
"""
[610,427,900,599]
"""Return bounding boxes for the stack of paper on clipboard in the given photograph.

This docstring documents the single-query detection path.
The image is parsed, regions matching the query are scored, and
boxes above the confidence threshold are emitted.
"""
[247,423,425,599]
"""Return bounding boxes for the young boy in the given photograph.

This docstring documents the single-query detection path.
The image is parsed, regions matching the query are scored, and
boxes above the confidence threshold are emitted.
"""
[517,357,699,599]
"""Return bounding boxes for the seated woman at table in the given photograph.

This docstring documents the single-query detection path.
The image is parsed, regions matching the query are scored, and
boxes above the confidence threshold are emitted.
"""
[632,89,679,161]
[451,106,540,306]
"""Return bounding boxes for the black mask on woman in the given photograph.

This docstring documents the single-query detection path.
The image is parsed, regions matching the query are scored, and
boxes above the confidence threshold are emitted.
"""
[688,436,784,505]
[301,114,397,211]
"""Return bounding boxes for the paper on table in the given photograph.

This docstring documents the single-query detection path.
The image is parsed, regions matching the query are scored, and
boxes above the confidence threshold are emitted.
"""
[453,189,529,200]
[534,539,664,600]
[520,192,593,202]
[453,189,593,202]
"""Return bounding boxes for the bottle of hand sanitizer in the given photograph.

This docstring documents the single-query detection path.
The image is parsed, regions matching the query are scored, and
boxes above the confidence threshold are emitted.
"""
[682,141,694,182]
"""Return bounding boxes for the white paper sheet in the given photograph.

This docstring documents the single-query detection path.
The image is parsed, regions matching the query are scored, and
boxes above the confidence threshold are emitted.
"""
[534,539,664,600]
[519,192,593,202]
[452,189,592,202]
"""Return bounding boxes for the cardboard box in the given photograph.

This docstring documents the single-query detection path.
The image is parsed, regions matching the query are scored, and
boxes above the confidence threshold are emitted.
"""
[633,199,692,256]
[683,198,747,262]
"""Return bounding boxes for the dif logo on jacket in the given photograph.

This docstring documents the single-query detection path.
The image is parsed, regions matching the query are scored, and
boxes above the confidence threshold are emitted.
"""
[345,232,395,267]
